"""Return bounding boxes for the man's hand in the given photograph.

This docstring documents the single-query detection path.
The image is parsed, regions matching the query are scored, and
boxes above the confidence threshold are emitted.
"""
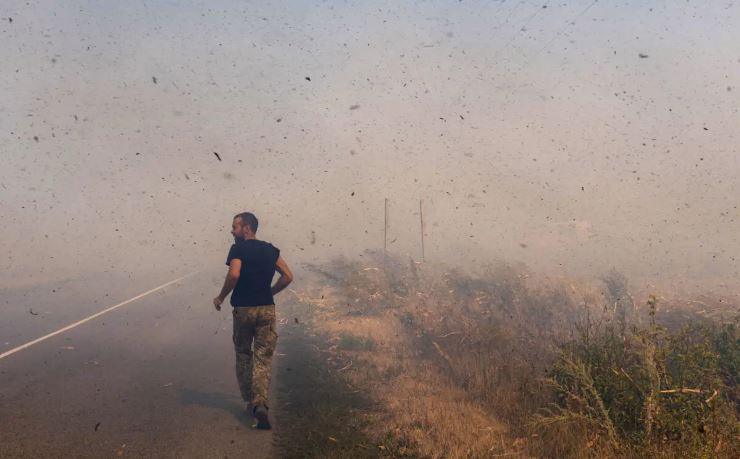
[214,259,241,311]
[272,255,294,296]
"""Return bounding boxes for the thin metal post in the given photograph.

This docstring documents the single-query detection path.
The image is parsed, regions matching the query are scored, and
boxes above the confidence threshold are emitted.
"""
[384,198,388,262]
[419,199,425,263]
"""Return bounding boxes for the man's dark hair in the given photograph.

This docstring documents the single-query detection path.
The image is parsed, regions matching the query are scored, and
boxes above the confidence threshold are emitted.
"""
[235,212,258,232]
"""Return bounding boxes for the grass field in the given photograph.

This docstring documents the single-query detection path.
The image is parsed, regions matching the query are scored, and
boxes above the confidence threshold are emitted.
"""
[281,254,739,458]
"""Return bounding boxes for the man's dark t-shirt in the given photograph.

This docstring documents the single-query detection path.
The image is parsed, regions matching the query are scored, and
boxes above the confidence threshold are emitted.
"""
[225,239,280,307]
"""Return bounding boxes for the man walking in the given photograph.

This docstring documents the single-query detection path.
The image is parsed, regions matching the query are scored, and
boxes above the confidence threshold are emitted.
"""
[213,212,293,429]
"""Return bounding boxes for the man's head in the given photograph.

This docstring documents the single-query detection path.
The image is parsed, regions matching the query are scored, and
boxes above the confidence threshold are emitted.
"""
[231,212,259,241]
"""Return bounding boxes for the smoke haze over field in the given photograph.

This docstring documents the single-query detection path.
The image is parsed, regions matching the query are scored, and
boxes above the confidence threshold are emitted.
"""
[2,0,739,289]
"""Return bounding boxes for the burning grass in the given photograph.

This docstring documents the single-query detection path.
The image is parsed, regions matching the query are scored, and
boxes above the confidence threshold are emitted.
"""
[291,254,739,458]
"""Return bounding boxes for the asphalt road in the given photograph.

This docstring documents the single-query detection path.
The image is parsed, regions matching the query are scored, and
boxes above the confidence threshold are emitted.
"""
[0,270,279,458]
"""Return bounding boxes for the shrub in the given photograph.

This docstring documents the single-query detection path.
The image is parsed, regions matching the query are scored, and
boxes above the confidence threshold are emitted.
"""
[542,296,739,457]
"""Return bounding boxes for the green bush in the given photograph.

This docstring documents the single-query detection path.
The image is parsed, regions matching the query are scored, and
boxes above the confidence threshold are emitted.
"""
[543,297,739,457]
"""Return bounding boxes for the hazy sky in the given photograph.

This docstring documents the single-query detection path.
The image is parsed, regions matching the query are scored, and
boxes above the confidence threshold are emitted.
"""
[2,0,739,289]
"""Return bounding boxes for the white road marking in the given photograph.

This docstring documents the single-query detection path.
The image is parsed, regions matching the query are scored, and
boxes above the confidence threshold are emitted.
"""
[0,272,199,361]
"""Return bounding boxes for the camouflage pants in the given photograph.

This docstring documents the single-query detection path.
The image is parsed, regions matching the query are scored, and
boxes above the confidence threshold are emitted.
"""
[232,305,278,407]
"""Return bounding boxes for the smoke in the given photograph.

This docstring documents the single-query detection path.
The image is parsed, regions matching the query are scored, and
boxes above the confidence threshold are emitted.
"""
[2,0,739,289]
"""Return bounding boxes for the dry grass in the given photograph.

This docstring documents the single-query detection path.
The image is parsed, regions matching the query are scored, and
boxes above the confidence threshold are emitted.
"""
[292,286,517,457]
[291,254,739,458]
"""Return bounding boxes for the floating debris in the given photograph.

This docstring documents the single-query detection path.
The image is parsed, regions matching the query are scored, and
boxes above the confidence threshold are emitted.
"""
[213,152,222,161]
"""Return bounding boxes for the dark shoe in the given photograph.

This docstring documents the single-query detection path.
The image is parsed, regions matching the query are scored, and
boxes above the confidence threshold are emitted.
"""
[253,404,271,430]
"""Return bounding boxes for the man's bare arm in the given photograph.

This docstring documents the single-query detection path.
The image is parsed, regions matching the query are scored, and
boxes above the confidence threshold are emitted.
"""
[213,259,241,310]
[271,256,293,296]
